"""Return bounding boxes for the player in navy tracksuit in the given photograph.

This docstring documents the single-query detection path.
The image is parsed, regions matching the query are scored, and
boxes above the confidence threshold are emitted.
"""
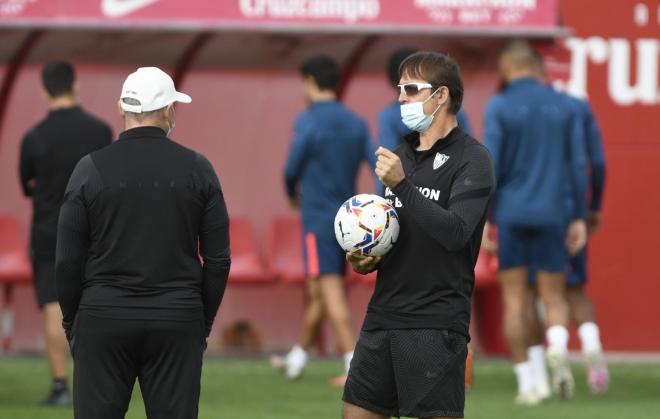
[523,66,609,395]
[565,95,609,393]
[481,40,588,404]
[563,98,608,393]
[274,56,374,385]
[378,49,472,195]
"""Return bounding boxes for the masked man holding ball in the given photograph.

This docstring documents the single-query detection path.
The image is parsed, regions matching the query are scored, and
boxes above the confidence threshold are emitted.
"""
[343,52,495,419]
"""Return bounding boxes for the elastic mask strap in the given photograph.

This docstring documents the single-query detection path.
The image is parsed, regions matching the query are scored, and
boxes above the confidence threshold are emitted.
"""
[424,87,442,117]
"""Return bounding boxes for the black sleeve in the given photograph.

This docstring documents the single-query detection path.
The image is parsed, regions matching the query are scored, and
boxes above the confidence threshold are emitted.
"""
[102,124,113,146]
[18,132,36,196]
[195,154,231,337]
[55,155,102,336]
[392,144,495,252]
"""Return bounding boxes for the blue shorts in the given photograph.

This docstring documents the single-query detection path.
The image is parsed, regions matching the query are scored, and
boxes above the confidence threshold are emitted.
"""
[302,231,346,278]
[566,247,587,287]
[528,248,587,285]
[498,224,567,273]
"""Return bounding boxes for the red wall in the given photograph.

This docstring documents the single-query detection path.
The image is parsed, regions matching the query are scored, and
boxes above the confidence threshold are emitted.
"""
[0,40,502,352]
[559,0,660,351]
[1,0,659,352]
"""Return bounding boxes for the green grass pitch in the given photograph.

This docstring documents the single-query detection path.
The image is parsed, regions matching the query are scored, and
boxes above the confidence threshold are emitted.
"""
[0,358,657,418]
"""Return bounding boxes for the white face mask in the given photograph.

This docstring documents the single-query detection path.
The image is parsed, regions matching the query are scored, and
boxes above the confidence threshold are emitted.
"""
[400,87,441,133]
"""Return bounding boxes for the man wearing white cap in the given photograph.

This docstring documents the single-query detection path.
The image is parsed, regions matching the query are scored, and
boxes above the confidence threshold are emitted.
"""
[55,67,231,418]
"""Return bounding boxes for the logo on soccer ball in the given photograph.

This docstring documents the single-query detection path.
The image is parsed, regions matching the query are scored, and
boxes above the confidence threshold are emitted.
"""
[334,194,400,257]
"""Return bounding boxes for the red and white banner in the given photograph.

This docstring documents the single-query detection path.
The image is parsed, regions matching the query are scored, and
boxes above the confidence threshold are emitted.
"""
[537,0,660,109]
[0,0,559,33]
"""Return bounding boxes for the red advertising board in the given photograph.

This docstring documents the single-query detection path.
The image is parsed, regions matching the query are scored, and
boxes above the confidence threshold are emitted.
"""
[558,0,660,350]
[0,0,559,34]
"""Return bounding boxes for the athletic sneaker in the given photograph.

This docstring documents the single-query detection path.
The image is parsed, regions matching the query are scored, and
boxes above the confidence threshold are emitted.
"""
[269,354,287,371]
[40,389,72,406]
[547,347,575,400]
[536,382,552,400]
[586,351,609,394]
[515,390,542,406]
[269,347,307,380]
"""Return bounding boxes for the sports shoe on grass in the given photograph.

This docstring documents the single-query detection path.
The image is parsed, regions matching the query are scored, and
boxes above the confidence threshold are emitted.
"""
[586,351,609,394]
[40,389,72,406]
[269,348,307,380]
[515,390,542,406]
[269,354,286,372]
[536,381,552,400]
[547,347,575,400]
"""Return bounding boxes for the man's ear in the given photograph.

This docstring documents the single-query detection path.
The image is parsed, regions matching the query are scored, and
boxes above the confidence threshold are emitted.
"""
[72,81,80,96]
[303,75,318,91]
[166,103,175,120]
[436,86,450,109]
[117,100,125,117]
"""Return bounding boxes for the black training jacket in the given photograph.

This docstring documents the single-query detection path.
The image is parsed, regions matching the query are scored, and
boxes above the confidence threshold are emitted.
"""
[363,127,495,338]
[55,126,231,337]
[19,106,112,256]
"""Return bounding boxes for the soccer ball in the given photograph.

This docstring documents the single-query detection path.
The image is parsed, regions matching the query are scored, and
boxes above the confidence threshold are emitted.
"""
[334,194,400,257]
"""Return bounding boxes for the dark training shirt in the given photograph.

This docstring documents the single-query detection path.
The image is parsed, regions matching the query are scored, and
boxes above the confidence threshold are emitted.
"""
[364,128,496,338]
[19,106,112,256]
[377,102,473,196]
[563,93,606,212]
[483,77,588,227]
[55,126,231,337]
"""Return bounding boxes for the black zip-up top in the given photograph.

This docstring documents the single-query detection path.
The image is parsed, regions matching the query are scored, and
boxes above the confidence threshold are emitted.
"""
[19,106,112,256]
[363,127,495,337]
[55,126,231,337]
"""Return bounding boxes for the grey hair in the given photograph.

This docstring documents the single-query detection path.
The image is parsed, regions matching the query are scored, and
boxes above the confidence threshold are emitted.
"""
[121,98,165,121]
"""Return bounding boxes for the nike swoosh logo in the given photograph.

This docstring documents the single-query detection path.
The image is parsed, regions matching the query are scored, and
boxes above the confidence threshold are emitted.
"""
[102,0,160,18]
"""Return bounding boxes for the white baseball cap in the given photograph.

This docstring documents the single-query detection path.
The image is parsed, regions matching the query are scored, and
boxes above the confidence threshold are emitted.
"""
[119,67,191,113]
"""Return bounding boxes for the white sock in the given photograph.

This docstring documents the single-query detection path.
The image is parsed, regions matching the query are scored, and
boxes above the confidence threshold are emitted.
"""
[514,362,535,394]
[578,322,603,355]
[527,345,550,393]
[343,351,354,373]
[546,325,569,355]
[287,345,308,367]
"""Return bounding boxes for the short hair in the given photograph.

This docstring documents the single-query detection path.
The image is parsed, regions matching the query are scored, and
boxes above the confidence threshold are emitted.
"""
[42,61,75,97]
[387,48,417,87]
[530,48,546,79]
[300,55,340,92]
[499,39,539,71]
[120,98,164,121]
[399,51,464,115]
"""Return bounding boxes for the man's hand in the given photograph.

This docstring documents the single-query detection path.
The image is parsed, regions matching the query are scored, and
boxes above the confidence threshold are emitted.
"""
[587,211,602,235]
[346,252,381,275]
[481,221,498,255]
[566,219,588,256]
[288,196,299,209]
[375,147,405,189]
